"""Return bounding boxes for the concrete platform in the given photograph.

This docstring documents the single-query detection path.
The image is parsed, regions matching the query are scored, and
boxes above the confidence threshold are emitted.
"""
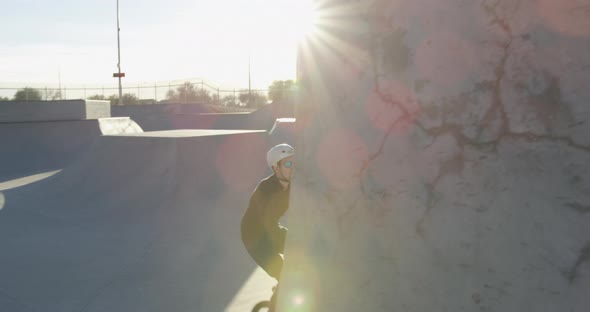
[0,100,110,123]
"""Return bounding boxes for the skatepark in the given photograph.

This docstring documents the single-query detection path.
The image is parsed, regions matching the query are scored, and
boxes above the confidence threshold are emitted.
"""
[3,1,590,311]
[0,100,294,311]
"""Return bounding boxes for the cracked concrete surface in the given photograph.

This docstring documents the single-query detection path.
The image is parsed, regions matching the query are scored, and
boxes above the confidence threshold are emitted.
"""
[279,0,590,311]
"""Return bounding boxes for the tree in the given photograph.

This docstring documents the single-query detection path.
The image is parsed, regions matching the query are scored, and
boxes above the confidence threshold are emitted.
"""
[109,93,139,105]
[212,93,221,105]
[239,90,267,108]
[14,87,42,101]
[165,82,212,104]
[0,96,9,101]
[44,89,62,100]
[238,91,249,106]
[93,93,140,105]
[88,94,107,100]
[268,80,295,103]
[121,93,139,105]
[196,89,212,103]
[108,94,119,104]
[166,82,197,103]
[222,95,238,107]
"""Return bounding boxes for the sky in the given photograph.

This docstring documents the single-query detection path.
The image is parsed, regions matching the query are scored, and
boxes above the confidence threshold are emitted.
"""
[0,0,315,95]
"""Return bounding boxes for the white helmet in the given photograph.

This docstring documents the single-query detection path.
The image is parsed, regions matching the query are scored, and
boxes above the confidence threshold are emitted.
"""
[267,143,294,168]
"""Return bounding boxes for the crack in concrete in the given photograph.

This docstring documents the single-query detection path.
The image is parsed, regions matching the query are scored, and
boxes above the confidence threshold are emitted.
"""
[359,0,590,241]
[336,198,361,239]
[566,202,590,214]
[477,0,515,145]
[504,131,590,152]
[364,78,425,167]
[416,152,466,237]
[327,0,590,245]
[415,182,437,238]
[564,242,590,283]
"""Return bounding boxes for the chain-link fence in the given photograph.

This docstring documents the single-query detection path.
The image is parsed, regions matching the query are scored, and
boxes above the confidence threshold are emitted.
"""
[0,79,272,107]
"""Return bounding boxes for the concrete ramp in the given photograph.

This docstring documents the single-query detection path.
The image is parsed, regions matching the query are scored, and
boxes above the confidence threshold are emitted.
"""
[0,117,142,181]
[268,118,296,146]
[0,130,274,312]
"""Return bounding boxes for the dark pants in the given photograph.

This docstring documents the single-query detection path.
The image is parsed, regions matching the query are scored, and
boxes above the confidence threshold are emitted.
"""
[245,234,284,280]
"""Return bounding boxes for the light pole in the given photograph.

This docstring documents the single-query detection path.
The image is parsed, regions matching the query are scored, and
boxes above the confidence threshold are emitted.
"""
[248,53,252,107]
[115,0,124,105]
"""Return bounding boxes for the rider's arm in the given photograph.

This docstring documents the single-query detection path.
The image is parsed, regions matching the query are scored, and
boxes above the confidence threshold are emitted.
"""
[276,225,287,254]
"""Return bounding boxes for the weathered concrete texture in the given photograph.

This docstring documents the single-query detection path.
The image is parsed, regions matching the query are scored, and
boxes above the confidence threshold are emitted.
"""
[0,130,274,312]
[0,100,110,122]
[278,0,590,311]
[0,117,142,181]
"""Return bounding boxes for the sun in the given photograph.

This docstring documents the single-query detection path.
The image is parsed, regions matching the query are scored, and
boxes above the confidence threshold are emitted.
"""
[291,0,319,39]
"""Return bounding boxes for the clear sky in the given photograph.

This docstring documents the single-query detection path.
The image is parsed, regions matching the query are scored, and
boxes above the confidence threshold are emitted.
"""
[0,0,315,91]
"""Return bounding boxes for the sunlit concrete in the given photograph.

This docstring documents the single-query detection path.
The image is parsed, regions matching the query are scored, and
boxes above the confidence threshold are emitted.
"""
[0,170,60,191]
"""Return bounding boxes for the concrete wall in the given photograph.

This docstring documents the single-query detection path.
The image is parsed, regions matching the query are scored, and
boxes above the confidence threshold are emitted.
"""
[111,104,207,130]
[278,1,590,311]
[0,100,110,122]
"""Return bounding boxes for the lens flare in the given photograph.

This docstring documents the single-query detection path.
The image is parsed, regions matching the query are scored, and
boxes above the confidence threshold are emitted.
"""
[316,129,369,190]
[292,0,319,39]
[292,294,305,306]
[536,0,590,38]
[284,288,314,311]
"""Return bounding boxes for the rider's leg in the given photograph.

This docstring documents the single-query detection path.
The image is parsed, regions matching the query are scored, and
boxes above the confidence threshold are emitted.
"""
[268,284,279,312]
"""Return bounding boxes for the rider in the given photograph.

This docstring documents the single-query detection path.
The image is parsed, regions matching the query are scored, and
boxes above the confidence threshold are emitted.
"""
[241,143,294,303]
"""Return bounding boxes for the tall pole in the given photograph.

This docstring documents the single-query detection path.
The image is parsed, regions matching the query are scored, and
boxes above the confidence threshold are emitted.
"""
[58,68,62,100]
[248,53,252,107]
[116,0,123,105]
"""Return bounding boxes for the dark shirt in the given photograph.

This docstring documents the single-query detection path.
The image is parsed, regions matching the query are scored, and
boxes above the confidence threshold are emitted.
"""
[241,174,289,279]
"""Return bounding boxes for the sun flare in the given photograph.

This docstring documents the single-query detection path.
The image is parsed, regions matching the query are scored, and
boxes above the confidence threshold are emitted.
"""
[291,0,319,39]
